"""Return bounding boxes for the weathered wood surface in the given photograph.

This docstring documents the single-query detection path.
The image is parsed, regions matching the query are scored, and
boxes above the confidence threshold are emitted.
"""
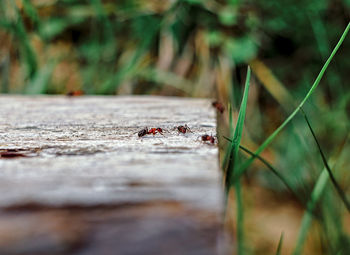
[0,96,224,255]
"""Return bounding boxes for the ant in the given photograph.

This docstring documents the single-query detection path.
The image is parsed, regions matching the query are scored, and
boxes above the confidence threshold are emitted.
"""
[212,101,224,114]
[137,127,164,137]
[176,124,192,134]
[138,127,149,137]
[66,90,84,97]
[148,127,164,136]
[201,134,216,144]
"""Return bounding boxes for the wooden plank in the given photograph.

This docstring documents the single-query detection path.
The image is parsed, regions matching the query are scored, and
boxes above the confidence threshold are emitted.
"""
[0,96,224,255]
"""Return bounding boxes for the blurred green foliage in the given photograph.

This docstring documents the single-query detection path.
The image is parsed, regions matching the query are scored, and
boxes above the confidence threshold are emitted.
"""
[0,0,258,94]
[0,0,348,96]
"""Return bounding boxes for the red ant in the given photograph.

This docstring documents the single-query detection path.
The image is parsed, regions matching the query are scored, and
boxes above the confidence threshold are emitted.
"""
[66,90,84,97]
[201,134,216,144]
[177,124,192,134]
[137,127,164,137]
[212,101,224,114]
[138,127,149,137]
[148,127,164,136]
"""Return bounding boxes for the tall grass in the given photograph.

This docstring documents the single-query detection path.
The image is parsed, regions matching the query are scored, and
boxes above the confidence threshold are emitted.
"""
[224,137,308,208]
[224,22,350,254]
[301,109,350,212]
[224,66,251,255]
[0,0,38,79]
[275,232,284,255]
[233,22,350,181]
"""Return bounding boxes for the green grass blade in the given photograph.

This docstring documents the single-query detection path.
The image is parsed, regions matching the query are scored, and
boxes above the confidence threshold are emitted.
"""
[224,136,296,198]
[10,1,38,79]
[293,169,329,255]
[22,0,40,26]
[233,22,350,181]
[235,179,244,255]
[300,108,350,211]
[223,135,316,212]
[292,134,348,255]
[308,10,344,98]
[275,232,284,255]
[99,16,161,94]
[221,104,233,171]
[225,66,251,255]
[90,0,113,41]
[239,143,295,196]
[225,66,251,192]
[25,60,57,94]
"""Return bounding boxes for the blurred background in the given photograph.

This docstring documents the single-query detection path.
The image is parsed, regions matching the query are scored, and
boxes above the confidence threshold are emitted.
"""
[0,0,349,254]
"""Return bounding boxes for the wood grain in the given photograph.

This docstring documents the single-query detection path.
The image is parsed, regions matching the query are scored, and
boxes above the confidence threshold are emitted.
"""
[0,95,225,255]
